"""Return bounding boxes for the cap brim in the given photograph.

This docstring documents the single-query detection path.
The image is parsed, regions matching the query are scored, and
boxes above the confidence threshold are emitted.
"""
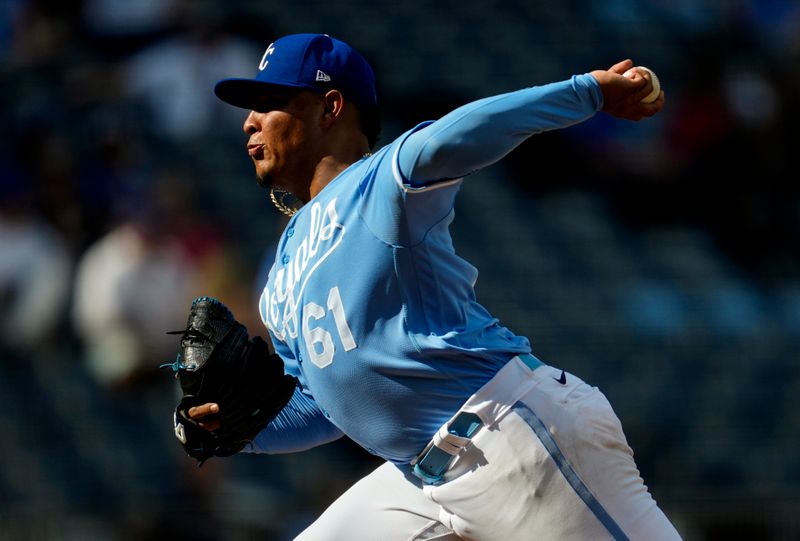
[214,78,314,110]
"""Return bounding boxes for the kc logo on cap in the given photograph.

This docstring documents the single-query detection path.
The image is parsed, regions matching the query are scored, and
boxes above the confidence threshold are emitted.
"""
[259,43,276,71]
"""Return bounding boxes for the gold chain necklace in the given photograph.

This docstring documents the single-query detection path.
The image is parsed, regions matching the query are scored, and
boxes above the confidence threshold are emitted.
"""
[269,188,299,217]
[269,153,373,217]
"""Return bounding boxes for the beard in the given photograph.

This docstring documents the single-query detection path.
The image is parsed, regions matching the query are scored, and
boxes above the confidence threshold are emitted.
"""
[256,171,272,188]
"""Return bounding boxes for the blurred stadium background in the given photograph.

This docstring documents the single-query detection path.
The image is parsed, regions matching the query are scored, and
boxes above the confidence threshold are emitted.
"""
[1,0,799,539]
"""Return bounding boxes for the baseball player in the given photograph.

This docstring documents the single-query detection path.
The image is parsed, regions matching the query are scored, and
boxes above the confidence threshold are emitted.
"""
[190,33,681,540]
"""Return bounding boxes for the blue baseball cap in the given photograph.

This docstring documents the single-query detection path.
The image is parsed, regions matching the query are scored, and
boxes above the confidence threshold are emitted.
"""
[215,33,378,109]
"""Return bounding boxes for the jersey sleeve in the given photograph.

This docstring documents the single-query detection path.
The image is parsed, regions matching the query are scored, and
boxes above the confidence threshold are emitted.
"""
[396,73,603,186]
[242,387,344,454]
[357,74,602,247]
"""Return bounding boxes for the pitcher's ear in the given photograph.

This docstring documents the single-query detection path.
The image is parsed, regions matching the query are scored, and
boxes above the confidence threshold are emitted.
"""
[321,90,346,125]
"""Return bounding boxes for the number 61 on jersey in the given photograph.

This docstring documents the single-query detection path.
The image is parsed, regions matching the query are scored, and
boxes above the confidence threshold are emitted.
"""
[302,286,357,368]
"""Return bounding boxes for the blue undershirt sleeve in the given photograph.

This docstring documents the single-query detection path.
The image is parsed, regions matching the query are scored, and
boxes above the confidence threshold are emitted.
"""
[242,387,344,454]
[396,74,604,186]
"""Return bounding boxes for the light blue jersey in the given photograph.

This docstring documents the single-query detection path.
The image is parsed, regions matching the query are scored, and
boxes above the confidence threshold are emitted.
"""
[250,74,604,463]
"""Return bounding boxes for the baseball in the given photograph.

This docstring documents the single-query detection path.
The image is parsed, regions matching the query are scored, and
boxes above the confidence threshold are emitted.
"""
[623,65,661,103]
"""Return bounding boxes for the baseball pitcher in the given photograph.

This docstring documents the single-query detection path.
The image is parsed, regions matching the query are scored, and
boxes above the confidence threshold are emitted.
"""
[169,33,680,540]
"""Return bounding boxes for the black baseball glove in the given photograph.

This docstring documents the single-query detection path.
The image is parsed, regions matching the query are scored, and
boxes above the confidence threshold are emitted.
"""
[163,296,297,465]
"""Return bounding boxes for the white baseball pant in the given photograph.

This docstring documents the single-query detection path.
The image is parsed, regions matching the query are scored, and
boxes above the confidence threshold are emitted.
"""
[295,356,682,540]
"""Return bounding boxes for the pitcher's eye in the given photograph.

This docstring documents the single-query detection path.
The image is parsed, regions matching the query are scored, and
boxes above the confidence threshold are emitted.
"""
[252,95,293,113]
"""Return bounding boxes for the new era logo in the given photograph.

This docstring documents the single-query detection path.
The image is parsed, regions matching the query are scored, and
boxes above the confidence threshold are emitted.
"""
[316,70,331,82]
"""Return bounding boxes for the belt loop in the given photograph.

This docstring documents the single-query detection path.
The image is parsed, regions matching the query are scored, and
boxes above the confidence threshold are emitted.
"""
[519,353,543,372]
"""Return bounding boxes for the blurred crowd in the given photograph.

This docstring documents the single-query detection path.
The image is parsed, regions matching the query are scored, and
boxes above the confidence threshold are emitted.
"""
[1,0,799,539]
[0,0,273,391]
